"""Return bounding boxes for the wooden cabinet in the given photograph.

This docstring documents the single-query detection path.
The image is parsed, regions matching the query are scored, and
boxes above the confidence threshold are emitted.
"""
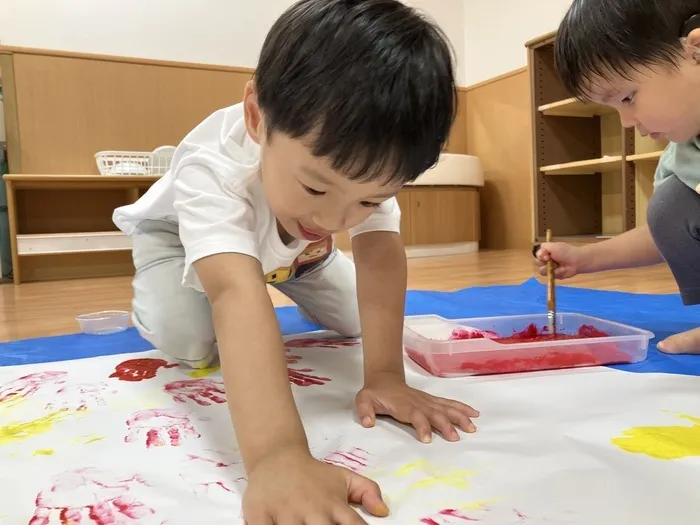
[407,187,479,245]
[333,186,480,251]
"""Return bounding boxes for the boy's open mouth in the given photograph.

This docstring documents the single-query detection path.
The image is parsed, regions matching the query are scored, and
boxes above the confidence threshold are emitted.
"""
[298,223,329,241]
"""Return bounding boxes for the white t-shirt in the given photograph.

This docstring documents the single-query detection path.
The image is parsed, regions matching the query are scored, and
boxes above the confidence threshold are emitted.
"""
[112,103,401,292]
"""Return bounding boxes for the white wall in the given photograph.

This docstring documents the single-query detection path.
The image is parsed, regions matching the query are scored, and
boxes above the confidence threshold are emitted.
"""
[0,0,468,84]
[463,0,572,86]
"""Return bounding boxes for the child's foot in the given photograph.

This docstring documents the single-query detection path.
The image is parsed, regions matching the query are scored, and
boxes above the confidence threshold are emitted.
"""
[657,328,700,354]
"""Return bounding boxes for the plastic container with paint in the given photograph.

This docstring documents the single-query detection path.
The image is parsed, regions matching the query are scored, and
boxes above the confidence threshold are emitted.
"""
[403,313,654,378]
[76,310,130,335]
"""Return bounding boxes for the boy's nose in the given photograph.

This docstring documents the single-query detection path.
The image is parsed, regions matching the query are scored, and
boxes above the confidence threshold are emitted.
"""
[617,108,636,129]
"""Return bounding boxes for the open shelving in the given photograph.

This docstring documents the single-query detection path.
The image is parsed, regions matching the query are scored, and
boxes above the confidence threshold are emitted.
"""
[526,32,668,243]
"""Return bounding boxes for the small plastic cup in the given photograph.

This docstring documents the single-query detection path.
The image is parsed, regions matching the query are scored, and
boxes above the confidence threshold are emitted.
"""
[76,310,130,335]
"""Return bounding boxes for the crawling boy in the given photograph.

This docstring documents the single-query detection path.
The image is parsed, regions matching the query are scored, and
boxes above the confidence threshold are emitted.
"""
[536,0,700,354]
[113,0,479,522]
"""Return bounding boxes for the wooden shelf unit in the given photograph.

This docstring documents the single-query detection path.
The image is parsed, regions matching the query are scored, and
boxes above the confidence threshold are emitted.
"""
[526,33,668,243]
[3,174,159,284]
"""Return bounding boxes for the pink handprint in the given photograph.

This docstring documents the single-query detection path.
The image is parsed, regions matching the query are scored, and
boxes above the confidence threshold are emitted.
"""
[323,447,370,473]
[284,337,359,349]
[125,409,200,448]
[45,382,116,412]
[164,379,226,406]
[0,371,67,406]
[183,454,246,499]
[286,352,330,387]
[29,467,158,525]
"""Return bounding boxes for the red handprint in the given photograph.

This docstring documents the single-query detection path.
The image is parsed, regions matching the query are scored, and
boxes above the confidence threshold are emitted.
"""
[124,409,200,448]
[164,379,226,406]
[323,447,370,473]
[109,358,178,382]
[45,382,116,412]
[284,337,359,349]
[0,371,67,406]
[29,467,158,525]
[183,454,246,499]
[286,352,331,387]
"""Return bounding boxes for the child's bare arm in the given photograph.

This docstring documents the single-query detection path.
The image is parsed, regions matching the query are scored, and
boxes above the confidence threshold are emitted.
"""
[352,231,479,443]
[536,225,663,279]
[194,252,308,469]
[193,252,389,524]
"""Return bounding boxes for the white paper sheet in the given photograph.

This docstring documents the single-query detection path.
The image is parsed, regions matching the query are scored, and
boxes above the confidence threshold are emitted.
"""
[1,333,699,525]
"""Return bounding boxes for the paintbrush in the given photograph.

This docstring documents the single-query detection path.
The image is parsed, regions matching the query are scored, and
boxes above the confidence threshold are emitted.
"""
[546,229,556,334]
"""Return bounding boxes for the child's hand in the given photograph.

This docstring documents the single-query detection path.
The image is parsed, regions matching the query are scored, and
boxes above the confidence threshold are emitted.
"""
[243,446,389,524]
[355,373,479,443]
[533,242,586,279]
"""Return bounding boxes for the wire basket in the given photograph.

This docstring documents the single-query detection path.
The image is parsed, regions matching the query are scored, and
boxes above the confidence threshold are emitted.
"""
[95,147,175,176]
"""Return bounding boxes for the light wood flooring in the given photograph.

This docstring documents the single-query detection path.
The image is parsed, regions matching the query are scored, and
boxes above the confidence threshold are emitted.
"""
[0,249,679,342]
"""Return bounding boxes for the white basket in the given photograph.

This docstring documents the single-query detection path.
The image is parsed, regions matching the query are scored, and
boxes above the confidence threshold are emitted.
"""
[95,146,175,176]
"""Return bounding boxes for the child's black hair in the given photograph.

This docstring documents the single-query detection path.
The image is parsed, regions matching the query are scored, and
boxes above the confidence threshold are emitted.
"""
[555,0,700,100]
[254,0,457,185]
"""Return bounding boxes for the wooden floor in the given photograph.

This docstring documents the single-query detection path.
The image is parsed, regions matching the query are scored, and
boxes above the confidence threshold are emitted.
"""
[0,249,679,342]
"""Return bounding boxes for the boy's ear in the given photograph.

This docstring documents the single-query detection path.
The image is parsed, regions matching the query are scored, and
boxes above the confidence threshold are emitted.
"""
[686,28,700,62]
[243,80,265,143]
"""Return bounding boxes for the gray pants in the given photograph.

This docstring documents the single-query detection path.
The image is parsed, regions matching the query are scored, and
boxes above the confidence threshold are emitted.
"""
[648,174,700,305]
[130,220,360,368]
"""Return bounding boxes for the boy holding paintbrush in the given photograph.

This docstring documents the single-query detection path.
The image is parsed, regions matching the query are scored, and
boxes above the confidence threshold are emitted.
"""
[535,0,700,353]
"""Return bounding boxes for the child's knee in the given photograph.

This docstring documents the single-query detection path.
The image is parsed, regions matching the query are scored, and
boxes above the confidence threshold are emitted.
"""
[132,309,217,369]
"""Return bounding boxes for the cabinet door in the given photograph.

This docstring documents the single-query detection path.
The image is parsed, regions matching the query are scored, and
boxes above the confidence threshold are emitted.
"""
[409,187,480,245]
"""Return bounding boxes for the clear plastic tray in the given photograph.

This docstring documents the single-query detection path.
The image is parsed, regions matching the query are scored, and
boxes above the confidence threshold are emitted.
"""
[403,313,654,377]
[76,310,130,335]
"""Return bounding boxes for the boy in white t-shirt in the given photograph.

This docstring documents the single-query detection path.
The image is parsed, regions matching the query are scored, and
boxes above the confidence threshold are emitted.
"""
[113,0,479,522]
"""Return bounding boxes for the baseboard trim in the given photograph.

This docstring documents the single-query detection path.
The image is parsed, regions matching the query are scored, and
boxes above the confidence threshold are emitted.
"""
[404,242,479,259]
[340,242,479,260]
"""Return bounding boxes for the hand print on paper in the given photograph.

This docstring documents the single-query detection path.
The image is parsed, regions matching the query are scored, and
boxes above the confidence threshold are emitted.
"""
[284,337,359,349]
[164,379,226,406]
[323,447,370,473]
[286,353,331,387]
[29,467,158,525]
[183,454,247,500]
[0,371,67,408]
[125,409,200,448]
[109,358,178,382]
[45,382,117,412]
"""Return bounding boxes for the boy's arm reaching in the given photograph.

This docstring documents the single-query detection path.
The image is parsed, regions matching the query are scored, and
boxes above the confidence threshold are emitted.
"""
[352,231,479,443]
[194,252,308,469]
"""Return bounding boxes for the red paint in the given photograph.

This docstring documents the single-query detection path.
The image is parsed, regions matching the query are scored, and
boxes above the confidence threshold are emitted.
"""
[109,358,178,382]
[284,337,360,349]
[0,371,67,404]
[409,323,633,376]
[30,468,155,525]
[514,509,528,520]
[439,509,480,521]
[125,408,200,448]
[420,509,480,524]
[449,327,498,340]
[164,379,226,406]
[285,351,331,386]
[323,447,369,472]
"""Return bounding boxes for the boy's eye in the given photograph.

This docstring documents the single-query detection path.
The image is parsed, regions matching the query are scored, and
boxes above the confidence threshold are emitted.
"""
[360,201,382,208]
[303,184,325,196]
[622,92,636,104]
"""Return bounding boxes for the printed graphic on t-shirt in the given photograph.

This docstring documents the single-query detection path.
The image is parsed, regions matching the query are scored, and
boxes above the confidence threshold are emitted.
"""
[265,237,334,284]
